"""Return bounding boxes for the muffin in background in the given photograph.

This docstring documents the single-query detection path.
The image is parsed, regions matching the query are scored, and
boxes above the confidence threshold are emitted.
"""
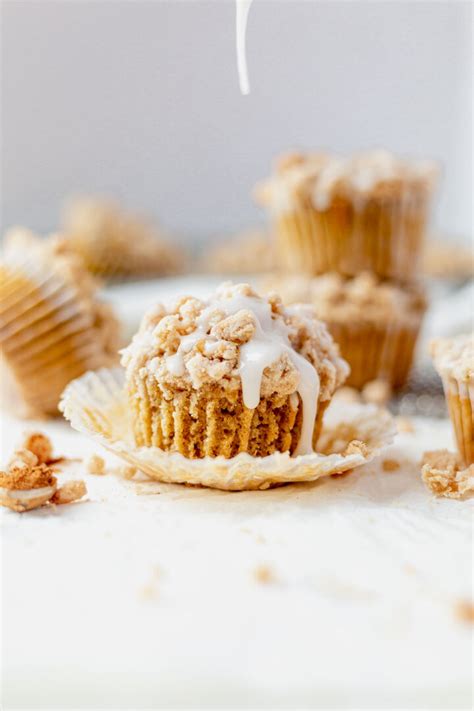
[255,149,438,280]
[201,228,275,274]
[62,197,185,280]
[121,282,348,458]
[431,335,473,465]
[0,228,121,417]
[263,272,427,390]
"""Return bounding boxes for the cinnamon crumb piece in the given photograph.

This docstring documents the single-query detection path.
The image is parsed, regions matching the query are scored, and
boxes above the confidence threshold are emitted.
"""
[119,465,137,480]
[454,600,474,624]
[86,454,106,475]
[362,379,392,406]
[344,440,370,458]
[396,416,415,434]
[51,480,87,505]
[382,458,400,472]
[20,431,54,464]
[421,449,474,499]
[253,565,276,584]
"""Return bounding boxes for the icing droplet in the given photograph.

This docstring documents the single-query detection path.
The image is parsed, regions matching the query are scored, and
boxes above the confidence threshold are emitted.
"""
[236,0,253,95]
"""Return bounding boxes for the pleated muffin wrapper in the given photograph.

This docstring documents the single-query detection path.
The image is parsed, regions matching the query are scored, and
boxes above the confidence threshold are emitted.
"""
[442,377,474,466]
[0,260,117,417]
[273,187,431,281]
[328,319,422,390]
[60,368,396,491]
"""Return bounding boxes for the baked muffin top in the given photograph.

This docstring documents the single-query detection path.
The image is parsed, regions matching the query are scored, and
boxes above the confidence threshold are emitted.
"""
[263,272,426,326]
[430,334,474,383]
[121,282,349,455]
[255,149,438,213]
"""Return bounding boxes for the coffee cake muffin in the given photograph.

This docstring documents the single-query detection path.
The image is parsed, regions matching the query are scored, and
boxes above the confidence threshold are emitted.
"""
[0,228,120,417]
[430,334,473,465]
[121,282,349,458]
[255,149,438,280]
[62,197,185,280]
[263,272,426,389]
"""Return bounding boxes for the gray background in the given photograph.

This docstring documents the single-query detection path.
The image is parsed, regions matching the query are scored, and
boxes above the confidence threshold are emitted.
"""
[1,0,472,243]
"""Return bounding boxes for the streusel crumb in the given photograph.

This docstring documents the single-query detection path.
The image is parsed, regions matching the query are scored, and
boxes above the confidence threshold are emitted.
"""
[86,454,106,475]
[382,458,400,472]
[19,431,54,464]
[421,450,474,499]
[253,565,276,584]
[51,480,87,505]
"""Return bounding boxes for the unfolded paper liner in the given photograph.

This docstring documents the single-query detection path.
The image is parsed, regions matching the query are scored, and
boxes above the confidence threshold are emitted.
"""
[274,191,430,280]
[442,377,474,466]
[328,321,421,390]
[60,368,396,491]
[0,263,117,417]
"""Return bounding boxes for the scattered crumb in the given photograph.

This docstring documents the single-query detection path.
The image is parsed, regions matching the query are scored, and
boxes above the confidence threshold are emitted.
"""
[19,431,54,464]
[118,465,137,480]
[454,600,474,624]
[86,454,106,475]
[382,458,400,472]
[253,565,276,584]
[51,480,87,505]
[396,416,415,434]
[344,440,370,458]
[138,566,162,601]
[7,448,39,474]
[362,379,392,406]
[421,449,474,499]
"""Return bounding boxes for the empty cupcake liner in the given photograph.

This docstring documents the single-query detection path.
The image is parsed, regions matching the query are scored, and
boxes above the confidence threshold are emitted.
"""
[60,368,395,491]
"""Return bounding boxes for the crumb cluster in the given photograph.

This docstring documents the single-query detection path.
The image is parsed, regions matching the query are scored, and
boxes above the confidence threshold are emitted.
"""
[430,334,474,383]
[421,450,474,499]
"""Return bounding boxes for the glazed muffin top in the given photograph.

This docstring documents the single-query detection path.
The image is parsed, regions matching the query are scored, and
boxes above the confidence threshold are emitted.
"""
[2,227,121,361]
[255,149,438,213]
[263,272,426,326]
[121,282,349,455]
[430,334,474,383]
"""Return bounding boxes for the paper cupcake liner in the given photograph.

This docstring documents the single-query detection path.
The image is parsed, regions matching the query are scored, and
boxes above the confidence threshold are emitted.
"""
[0,264,117,417]
[274,192,430,280]
[328,320,421,390]
[60,368,395,491]
[443,377,474,466]
[128,374,329,458]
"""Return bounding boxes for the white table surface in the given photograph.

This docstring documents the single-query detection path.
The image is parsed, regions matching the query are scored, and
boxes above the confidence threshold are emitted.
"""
[2,407,473,710]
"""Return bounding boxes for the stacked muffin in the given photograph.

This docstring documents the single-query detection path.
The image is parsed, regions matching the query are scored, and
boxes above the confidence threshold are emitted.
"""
[256,149,438,390]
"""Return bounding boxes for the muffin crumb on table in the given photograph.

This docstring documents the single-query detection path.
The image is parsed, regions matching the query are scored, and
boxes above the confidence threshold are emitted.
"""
[421,450,474,499]
[86,454,106,475]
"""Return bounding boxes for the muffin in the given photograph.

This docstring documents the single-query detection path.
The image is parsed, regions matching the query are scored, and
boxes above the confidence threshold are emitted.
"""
[202,228,276,274]
[121,282,349,458]
[263,272,427,389]
[430,334,473,465]
[255,149,438,280]
[62,197,185,280]
[0,228,121,417]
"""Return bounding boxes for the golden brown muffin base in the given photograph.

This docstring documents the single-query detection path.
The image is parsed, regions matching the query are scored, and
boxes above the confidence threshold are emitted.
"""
[128,374,328,459]
[274,193,429,280]
[446,387,474,466]
[327,321,420,390]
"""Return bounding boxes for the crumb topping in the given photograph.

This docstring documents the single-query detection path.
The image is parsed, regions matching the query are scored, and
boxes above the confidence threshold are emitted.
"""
[421,449,474,499]
[255,149,438,213]
[263,272,426,325]
[0,459,56,491]
[51,480,87,505]
[203,228,276,274]
[19,432,53,464]
[430,334,474,383]
[122,282,348,403]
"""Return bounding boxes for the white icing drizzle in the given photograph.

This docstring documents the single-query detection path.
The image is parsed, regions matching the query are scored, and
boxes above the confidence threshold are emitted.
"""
[165,292,320,456]
[236,0,253,95]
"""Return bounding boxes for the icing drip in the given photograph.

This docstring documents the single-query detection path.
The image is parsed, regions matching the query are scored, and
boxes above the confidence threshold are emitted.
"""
[236,0,253,95]
[165,292,320,456]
